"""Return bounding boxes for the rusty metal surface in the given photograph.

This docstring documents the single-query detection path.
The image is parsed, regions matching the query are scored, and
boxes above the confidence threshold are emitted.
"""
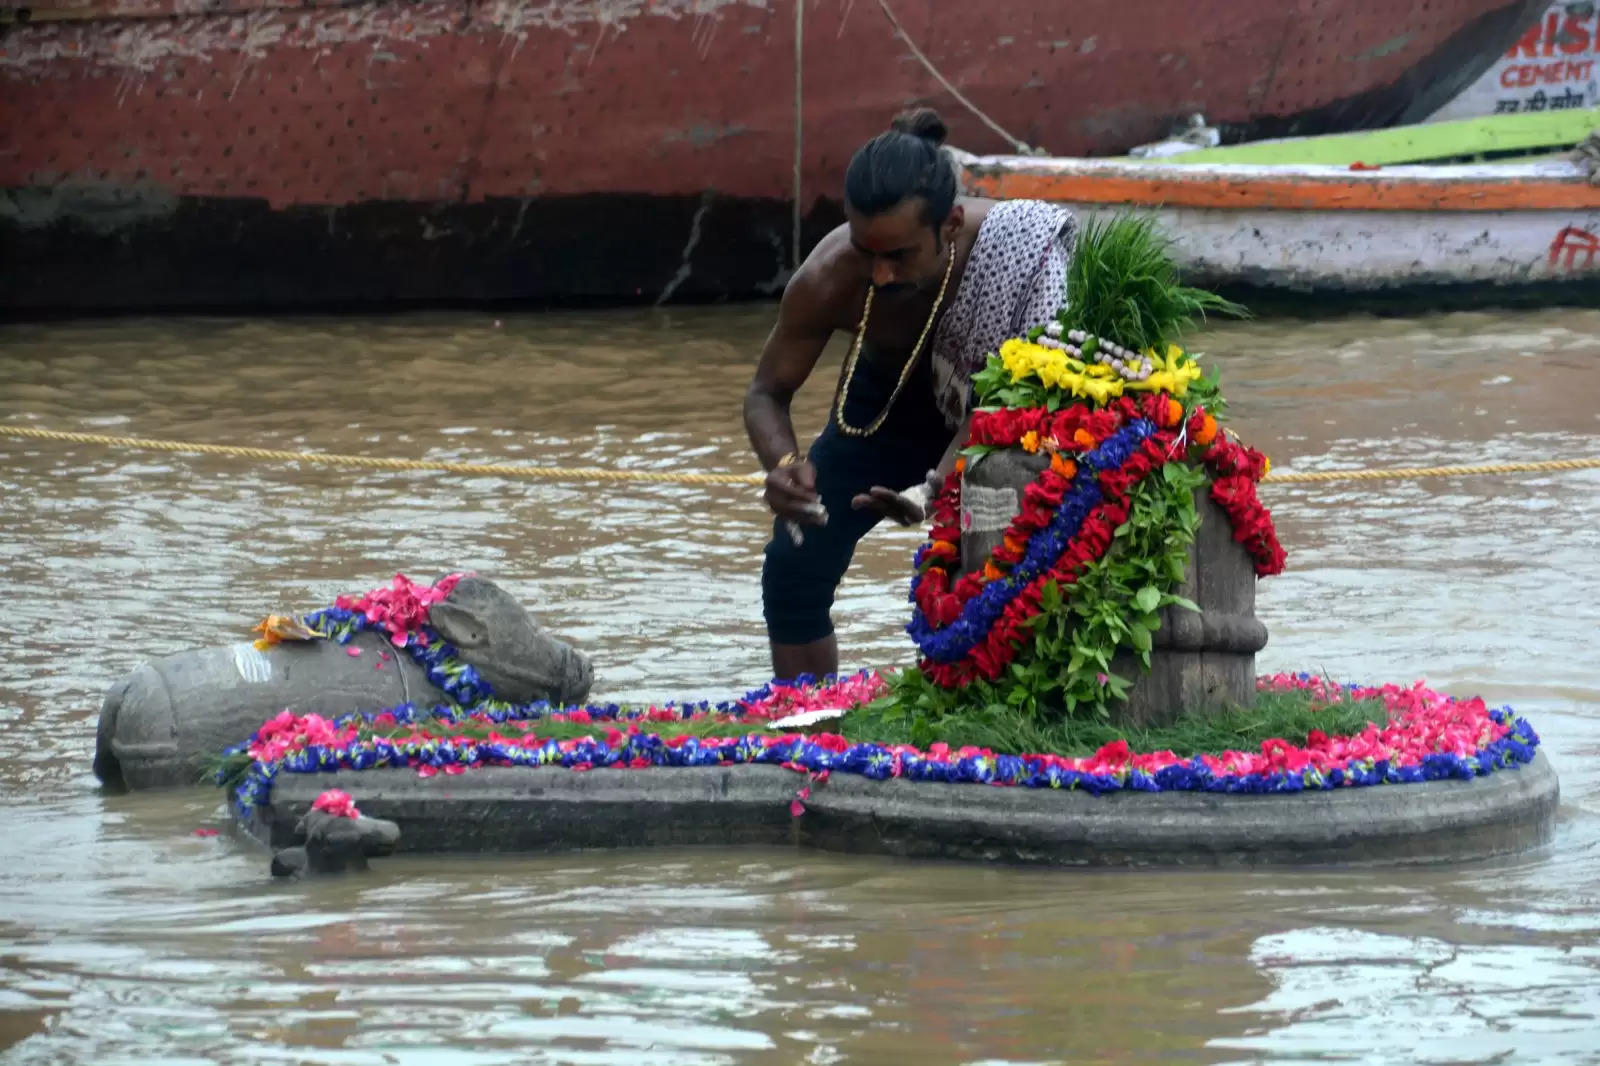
[0,0,1556,309]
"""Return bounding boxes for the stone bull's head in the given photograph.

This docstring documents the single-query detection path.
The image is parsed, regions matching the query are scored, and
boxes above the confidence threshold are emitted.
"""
[426,574,594,705]
[93,574,595,791]
[270,807,402,878]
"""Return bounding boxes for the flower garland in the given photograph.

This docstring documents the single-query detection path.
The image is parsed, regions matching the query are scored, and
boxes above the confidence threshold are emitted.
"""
[217,668,892,788]
[221,672,1542,820]
[333,572,462,647]
[311,789,361,819]
[906,328,1284,701]
[219,572,501,771]
[1204,432,1287,575]
[910,413,1154,666]
[996,335,1204,402]
[286,572,496,709]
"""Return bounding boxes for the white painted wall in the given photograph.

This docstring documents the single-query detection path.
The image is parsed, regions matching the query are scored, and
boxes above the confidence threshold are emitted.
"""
[953,153,1600,290]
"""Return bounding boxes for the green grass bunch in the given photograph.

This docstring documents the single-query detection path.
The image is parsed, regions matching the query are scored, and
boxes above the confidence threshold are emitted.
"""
[1062,213,1249,351]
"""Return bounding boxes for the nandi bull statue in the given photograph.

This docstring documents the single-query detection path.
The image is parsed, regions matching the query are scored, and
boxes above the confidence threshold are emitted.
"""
[269,791,402,879]
[95,573,594,790]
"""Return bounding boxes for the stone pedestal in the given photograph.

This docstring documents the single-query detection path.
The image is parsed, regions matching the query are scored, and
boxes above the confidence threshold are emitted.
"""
[960,447,1267,727]
[245,752,1560,867]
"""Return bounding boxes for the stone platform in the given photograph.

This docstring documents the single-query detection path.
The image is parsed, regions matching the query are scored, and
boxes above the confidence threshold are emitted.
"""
[240,752,1559,868]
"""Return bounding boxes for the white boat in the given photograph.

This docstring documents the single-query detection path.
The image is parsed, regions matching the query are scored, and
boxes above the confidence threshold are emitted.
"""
[955,109,1600,298]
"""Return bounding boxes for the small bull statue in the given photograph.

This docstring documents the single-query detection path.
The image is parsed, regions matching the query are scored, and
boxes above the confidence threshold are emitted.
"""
[94,574,594,790]
[270,798,401,878]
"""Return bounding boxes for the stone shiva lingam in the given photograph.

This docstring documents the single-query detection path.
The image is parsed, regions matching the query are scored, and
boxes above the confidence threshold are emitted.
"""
[957,450,1270,727]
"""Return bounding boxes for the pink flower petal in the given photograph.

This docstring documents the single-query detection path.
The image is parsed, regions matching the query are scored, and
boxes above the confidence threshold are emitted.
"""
[311,789,361,818]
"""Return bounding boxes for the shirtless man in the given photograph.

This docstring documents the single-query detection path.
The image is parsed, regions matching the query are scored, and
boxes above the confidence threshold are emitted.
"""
[743,107,1076,681]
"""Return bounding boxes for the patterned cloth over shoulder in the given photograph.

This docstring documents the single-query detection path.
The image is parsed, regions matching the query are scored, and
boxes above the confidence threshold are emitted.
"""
[929,200,1078,429]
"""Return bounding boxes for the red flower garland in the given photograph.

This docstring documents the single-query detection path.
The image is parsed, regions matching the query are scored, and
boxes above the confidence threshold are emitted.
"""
[918,393,1168,615]
[1198,432,1285,577]
[921,430,1176,686]
[916,393,1180,625]
[911,390,1286,686]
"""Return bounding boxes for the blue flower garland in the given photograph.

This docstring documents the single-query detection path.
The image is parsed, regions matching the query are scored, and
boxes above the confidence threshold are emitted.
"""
[217,660,862,767]
[287,607,842,724]
[906,418,1156,662]
[300,606,495,707]
[224,681,1543,820]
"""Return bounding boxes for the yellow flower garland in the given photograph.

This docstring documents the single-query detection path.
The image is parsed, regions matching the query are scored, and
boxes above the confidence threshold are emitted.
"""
[997,339,1204,403]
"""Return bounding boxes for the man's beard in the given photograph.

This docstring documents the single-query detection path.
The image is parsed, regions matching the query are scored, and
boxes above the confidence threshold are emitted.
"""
[874,236,946,299]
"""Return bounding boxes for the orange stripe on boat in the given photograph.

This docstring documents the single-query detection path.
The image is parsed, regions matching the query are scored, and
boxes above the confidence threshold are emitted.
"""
[961,169,1600,212]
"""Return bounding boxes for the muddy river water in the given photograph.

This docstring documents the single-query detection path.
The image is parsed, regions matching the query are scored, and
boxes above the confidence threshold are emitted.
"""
[1,306,1598,1064]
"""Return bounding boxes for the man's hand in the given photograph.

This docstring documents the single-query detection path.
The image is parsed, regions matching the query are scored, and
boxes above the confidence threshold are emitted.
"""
[765,459,828,525]
[851,485,926,527]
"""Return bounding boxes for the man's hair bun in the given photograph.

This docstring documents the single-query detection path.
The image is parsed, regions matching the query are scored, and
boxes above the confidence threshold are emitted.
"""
[889,107,948,147]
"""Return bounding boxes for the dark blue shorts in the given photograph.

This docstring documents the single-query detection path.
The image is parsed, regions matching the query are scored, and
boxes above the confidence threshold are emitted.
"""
[761,354,953,645]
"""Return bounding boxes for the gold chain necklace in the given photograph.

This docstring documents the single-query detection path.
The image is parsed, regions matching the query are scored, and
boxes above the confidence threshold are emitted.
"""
[833,242,956,437]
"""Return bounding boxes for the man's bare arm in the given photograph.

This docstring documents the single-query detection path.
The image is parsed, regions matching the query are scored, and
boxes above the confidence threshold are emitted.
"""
[744,270,836,523]
[744,276,833,468]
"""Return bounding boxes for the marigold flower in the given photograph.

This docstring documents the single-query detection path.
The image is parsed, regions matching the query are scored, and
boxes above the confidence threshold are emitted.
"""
[1072,428,1097,450]
[983,561,1006,582]
[1049,454,1078,479]
[251,613,323,651]
[1020,430,1041,453]
[1162,396,1185,428]
[1195,412,1219,446]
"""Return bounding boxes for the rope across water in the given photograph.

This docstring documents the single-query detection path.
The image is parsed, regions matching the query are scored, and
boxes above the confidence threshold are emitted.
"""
[4,424,1599,488]
[0,425,759,487]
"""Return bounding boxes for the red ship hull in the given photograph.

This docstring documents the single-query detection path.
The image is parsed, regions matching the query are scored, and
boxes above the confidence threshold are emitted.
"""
[0,0,1550,312]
